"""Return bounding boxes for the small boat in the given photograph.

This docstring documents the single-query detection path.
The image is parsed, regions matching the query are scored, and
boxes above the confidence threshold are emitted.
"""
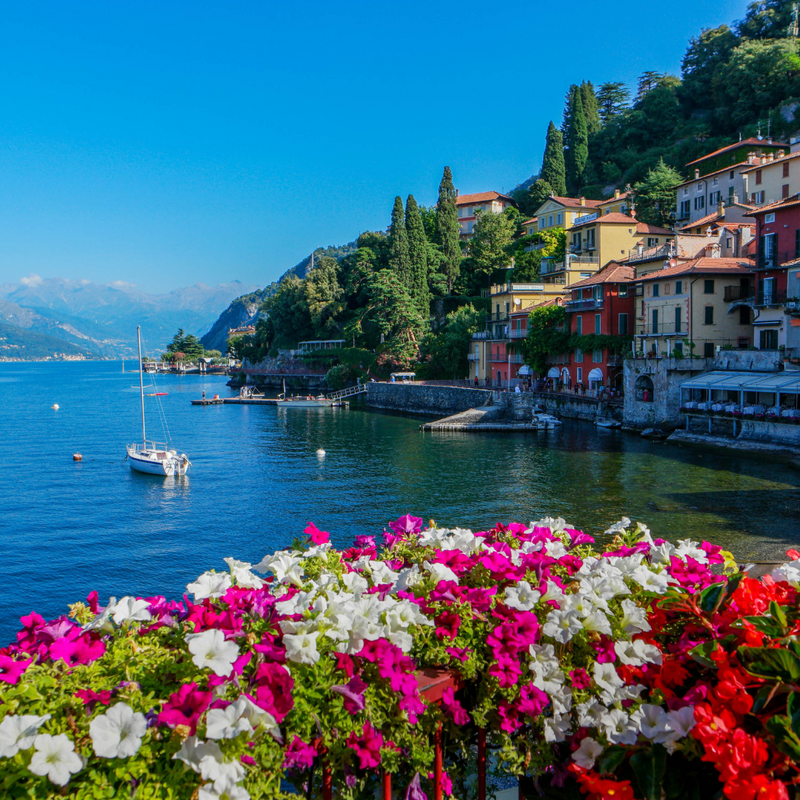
[126,326,190,477]
[275,393,337,408]
[532,413,562,429]
[596,418,622,429]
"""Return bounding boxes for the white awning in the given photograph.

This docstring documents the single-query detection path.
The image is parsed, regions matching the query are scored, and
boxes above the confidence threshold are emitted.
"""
[547,368,560,378]
[680,371,800,394]
[518,365,532,376]
[588,368,603,381]
[753,319,783,327]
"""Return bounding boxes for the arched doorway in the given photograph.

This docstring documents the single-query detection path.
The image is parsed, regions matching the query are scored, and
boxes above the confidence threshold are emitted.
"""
[588,367,603,393]
[636,375,654,402]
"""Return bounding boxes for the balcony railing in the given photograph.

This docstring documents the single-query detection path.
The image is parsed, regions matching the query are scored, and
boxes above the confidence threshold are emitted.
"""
[755,288,788,307]
[508,329,527,339]
[724,285,755,302]
[568,255,600,265]
[564,298,604,312]
[787,299,800,315]
[635,322,686,336]
[756,250,799,270]
[627,244,672,264]
[487,353,523,363]
[467,353,480,361]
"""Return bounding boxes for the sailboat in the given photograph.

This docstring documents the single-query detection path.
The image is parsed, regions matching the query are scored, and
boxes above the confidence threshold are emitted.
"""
[126,326,191,477]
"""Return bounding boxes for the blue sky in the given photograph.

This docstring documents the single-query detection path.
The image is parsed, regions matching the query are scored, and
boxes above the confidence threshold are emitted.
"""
[0,0,750,293]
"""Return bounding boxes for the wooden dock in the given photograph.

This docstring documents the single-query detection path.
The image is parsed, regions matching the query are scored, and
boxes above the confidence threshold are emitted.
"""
[222,397,282,405]
[190,398,225,406]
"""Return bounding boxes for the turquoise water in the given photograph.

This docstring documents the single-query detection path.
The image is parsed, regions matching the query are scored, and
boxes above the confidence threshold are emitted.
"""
[1,361,799,644]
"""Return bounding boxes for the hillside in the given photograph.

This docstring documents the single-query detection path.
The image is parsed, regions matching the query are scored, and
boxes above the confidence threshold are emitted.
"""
[0,321,99,360]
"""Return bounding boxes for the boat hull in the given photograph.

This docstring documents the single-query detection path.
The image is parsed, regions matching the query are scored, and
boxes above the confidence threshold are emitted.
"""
[275,400,336,408]
[127,446,190,476]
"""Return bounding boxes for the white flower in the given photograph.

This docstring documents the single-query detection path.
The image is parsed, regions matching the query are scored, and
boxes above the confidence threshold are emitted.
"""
[187,571,232,601]
[239,697,282,741]
[602,708,639,746]
[619,598,651,634]
[423,561,459,584]
[675,539,708,564]
[649,541,676,566]
[205,699,254,740]
[531,516,569,533]
[543,714,571,743]
[539,580,565,607]
[173,736,223,772]
[631,704,670,742]
[572,736,604,769]
[772,563,800,589]
[283,630,320,664]
[28,733,83,786]
[224,558,264,589]
[89,702,147,759]
[504,580,541,611]
[630,565,671,594]
[83,597,117,632]
[542,608,582,643]
[0,714,51,758]
[111,596,152,625]
[593,662,624,694]
[199,784,251,800]
[665,706,696,739]
[187,629,240,676]
[392,565,422,593]
[615,639,663,667]
[544,540,568,559]
[199,751,246,793]
[604,517,631,535]
[254,553,303,586]
[341,572,369,596]
[582,610,613,636]
[367,560,400,586]
[576,701,607,728]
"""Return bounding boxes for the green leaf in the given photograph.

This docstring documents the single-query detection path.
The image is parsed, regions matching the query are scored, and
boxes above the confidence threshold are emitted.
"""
[596,745,627,775]
[738,646,800,683]
[630,744,667,800]
[766,715,800,760]
[698,582,725,613]
[769,601,789,633]
[788,692,800,735]
[688,635,735,668]
[752,685,774,715]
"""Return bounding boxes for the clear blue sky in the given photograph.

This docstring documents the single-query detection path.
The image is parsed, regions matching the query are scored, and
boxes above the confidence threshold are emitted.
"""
[0,0,750,293]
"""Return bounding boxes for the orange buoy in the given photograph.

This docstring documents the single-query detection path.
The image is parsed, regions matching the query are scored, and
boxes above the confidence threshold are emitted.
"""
[73,453,82,461]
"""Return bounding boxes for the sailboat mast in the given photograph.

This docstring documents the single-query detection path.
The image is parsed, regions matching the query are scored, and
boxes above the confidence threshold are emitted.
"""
[137,326,146,448]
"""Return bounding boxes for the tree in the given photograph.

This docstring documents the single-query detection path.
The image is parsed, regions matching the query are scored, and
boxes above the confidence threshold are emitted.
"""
[388,196,411,287]
[581,81,601,135]
[405,194,431,320]
[435,166,462,294]
[417,304,485,379]
[565,89,589,194]
[466,209,516,288]
[679,25,737,113]
[737,0,797,40]
[261,276,314,347]
[540,122,567,196]
[527,178,554,213]
[304,256,344,338]
[516,305,569,377]
[636,71,667,103]
[632,159,684,228]
[596,82,630,123]
[163,328,204,361]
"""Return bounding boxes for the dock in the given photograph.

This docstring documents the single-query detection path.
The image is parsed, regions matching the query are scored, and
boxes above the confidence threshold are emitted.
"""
[190,398,225,406]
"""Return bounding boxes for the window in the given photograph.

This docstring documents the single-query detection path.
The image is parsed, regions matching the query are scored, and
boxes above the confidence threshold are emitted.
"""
[548,215,554,226]
[556,212,562,224]
[709,191,721,206]
[577,367,583,382]
[576,315,582,335]
[704,306,714,325]
[646,285,651,297]
[728,185,735,198]
[647,237,659,247]
[737,337,749,349]
[618,313,628,335]
[683,187,689,195]
[592,349,603,363]
[572,232,581,249]
[755,169,762,185]
[675,280,682,294]
[783,162,790,178]
[712,176,719,186]
[664,283,671,295]
[760,329,778,349]
[726,238,732,248]
[673,341,683,355]
[618,285,628,297]
[695,196,705,210]
[704,279,715,294]
[704,342,715,358]
[651,308,659,334]
[796,229,800,258]
[587,229,596,249]
[680,200,691,218]
[739,306,750,325]
[752,191,765,204]
[652,283,660,297]
[595,314,601,334]
[729,170,735,179]
[636,375,654,401]
[762,233,777,267]
[575,348,584,363]
[783,184,790,199]
[540,217,546,229]
[674,306,681,333]
[765,212,776,223]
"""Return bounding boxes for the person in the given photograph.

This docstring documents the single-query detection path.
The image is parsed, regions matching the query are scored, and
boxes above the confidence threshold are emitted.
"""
[474,376,479,388]
[391,374,396,383]
[202,390,206,400]
[514,384,521,393]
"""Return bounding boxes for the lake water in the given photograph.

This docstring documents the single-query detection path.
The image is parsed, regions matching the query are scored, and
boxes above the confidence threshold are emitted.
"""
[2,361,799,645]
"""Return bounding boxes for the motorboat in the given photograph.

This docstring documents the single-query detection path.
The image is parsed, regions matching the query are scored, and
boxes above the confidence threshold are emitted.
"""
[275,393,338,408]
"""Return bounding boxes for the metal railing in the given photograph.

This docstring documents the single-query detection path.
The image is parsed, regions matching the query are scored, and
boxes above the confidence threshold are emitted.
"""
[635,322,686,336]
[724,285,755,302]
[508,329,527,338]
[756,250,799,270]
[755,288,788,307]
[627,244,672,264]
[466,353,480,361]
[564,298,603,312]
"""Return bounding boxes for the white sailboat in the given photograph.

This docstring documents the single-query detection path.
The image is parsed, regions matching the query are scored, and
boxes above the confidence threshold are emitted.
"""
[127,326,191,477]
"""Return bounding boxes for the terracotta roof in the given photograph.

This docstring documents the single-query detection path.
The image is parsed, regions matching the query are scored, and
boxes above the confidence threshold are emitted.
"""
[685,138,789,167]
[636,222,674,235]
[673,161,753,187]
[510,298,563,316]
[745,193,800,215]
[522,218,536,226]
[598,191,631,206]
[568,262,635,290]
[547,196,603,209]
[740,150,800,174]
[638,256,754,280]
[456,191,515,206]
[678,205,756,230]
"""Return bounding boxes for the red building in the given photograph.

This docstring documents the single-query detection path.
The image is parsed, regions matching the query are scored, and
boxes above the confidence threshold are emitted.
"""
[746,194,800,350]
[559,262,635,393]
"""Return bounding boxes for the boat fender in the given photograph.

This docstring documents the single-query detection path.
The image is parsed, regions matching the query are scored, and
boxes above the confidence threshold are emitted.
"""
[316,448,326,457]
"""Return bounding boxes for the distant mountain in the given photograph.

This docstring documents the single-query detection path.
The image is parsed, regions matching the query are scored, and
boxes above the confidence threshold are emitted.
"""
[201,243,357,353]
[0,320,99,361]
[0,277,258,358]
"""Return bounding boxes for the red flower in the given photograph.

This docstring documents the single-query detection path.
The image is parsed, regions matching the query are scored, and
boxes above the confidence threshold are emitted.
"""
[253,662,295,722]
[346,722,383,770]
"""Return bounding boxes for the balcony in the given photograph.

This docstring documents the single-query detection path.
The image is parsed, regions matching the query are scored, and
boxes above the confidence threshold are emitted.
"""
[546,354,571,365]
[508,329,527,339]
[756,250,800,270]
[564,297,604,312]
[567,255,600,266]
[755,288,788,307]
[635,322,686,336]
[787,299,800,315]
[541,260,564,275]
[607,355,624,367]
[489,283,546,295]
[467,353,480,361]
[487,352,523,363]
[724,285,755,303]
[627,244,672,264]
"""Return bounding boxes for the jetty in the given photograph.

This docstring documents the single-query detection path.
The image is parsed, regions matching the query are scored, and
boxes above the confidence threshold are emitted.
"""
[190,397,225,406]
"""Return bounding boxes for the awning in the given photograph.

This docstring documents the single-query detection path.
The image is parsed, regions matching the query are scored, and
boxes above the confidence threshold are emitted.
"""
[547,368,560,378]
[518,365,532,376]
[588,368,603,381]
[680,371,800,394]
[753,319,783,326]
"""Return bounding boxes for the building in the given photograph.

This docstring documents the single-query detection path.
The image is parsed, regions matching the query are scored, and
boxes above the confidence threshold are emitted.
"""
[635,256,755,359]
[456,191,516,239]
[678,201,755,236]
[469,283,565,387]
[523,196,603,236]
[675,138,788,227]
[597,190,631,216]
[228,325,256,338]
[558,262,635,392]
[744,194,800,352]
[741,143,800,207]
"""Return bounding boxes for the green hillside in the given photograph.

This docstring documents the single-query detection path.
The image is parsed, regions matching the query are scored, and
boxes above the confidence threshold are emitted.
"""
[0,321,98,361]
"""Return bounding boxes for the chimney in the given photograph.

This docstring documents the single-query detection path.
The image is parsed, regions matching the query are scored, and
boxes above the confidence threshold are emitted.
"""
[580,197,586,206]
[747,152,757,164]
[694,169,700,180]
[614,189,620,199]
[718,199,725,216]
[768,153,775,162]
[778,150,786,158]
[455,189,459,197]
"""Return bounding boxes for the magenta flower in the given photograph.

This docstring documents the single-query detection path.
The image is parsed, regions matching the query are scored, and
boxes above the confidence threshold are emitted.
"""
[389,514,423,537]
[518,682,549,717]
[569,668,591,689]
[333,652,355,678]
[566,528,595,547]
[497,700,522,732]
[304,522,330,544]
[331,674,369,714]
[253,662,295,722]
[0,654,33,684]
[488,656,521,688]
[354,535,376,548]
[407,772,428,800]
[434,610,460,641]
[346,722,383,770]
[283,735,316,770]
[441,687,469,725]
[592,635,616,664]
[700,541,724,564]
[74,688,113,713]
[446,646,471,663]
[157,682,212,734]
[254,633,286,663]
[49,634,105,666]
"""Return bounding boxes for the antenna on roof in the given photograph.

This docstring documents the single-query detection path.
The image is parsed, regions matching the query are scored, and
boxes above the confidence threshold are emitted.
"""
[739,132,742,142]
[757,121,763,141]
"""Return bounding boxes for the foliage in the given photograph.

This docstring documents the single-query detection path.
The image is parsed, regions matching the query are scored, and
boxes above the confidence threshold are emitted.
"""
[323,363,357,390]
[261,277,315,348]
[435,167,462,294]
[5,513,798,800]
[541,122,567,197]
[515,305,569,376]
[462,209,516,290]
[596,82,630,124]
[416,304,485,379]
[564,87,589,194]
[388,197,411,289]
[405,195,431,319]
[163,329,204,361]
[580,81,601,136]
[509,228,566,284]
[632,160,685,229]
[304,256,345,339]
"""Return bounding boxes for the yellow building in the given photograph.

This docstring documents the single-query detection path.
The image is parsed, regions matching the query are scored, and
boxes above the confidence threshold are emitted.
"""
[597,189,631,216]
[523,196,604,236]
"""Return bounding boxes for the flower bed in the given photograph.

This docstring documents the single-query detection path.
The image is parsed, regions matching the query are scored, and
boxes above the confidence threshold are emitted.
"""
[1,516,800,799]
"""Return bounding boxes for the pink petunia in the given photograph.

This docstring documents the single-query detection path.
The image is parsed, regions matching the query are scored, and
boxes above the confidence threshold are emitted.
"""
[389,514,423,537]
[441,687,469,725]
[518,682,549,717]
[283,735,316,771]
[49,634,105,666]
[569,668,591,690]
[157,682,212,734]
[0,654,33,684]
[304,522,330,545]
[253,662,295,722]
[346,722,383,770]
[332,675,369,714]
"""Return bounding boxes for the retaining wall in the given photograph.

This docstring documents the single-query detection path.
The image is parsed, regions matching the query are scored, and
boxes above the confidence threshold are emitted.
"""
[366,383,493,416]
[503,392,623,423]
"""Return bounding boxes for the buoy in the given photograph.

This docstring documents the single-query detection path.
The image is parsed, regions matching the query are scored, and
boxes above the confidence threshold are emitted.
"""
[73,453,82,461]
[51,404,59,410]
[316,448,326,457]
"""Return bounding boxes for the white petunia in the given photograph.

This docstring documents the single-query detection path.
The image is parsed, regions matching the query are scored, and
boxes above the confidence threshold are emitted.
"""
[572,736,604,769]
[630,565,671,594]
[239,697,282,741]
[199,751,246,794]
[615,639,663,667]
[111,596,152,625]
[173,736,223,772]
[576,701,607,728]
[544,540,568,559]
[619,598,651,634]
[0,714,51,758]
[604,517,631,535]
[83,598,117,633]
[542,608,582,643]
[187,629,240,676]
[186,571,232,601]
[772,563,800,589]
[582,610,613,636]
[224,558,264,589]
[593,662,624,694]
[199,785,251,800]
[89,702,147,759]
[543,714,571,743]
[423,561,459,584]
[367,560,400,586]
[28,734,83,786]
[205,699,254,740]
[283,630,321,664]
[649,541,676,566]
[665,706,696,740]
[539,581,565,607]
[602,708,639,746]
[341,572,369,596]
[674,539,708,564]
[631,704,669,743]
[504,580,541,611]
[255,553,303,586]
[392,565,423,593]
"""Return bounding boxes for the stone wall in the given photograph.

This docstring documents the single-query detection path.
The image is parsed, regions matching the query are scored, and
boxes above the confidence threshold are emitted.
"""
[676,415,800,452]
[713,350,785,372]
[502,393,623,423]
[366,383,493,416]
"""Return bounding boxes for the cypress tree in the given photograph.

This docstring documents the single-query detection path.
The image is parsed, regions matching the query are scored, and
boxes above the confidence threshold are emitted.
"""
[405,194,431,320]
[388,196,411,287]
[565,90,588,194]
[435,166,461,295]
[580,81,601,135]
[540,122,566,197]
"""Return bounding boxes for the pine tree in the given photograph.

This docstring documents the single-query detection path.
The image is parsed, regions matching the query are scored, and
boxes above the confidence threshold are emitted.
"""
[636,71,666,103]
[561,85,579,152]
[405,194,431,320]
[388,196,411,287]
[580,81,601,135]
[565,90,588,194]
[596,82,630,123]
[435,166,462,294]
[540,122,566,197]
[528,179,554,213]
